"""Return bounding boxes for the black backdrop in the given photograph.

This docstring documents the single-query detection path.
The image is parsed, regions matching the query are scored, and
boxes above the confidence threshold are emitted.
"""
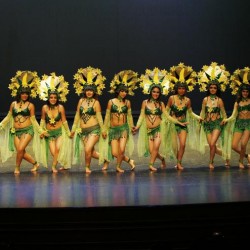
[0,0,250,118]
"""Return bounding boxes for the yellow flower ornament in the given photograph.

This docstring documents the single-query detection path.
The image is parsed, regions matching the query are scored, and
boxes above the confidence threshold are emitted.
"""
[230,67,250,95]
[73,66,106,96]
[197,62,230,92]
[168,62,197,92]
[8,70,40,98]
[109,70,140,96]
[139,67,171,95]
[39,72,69,102]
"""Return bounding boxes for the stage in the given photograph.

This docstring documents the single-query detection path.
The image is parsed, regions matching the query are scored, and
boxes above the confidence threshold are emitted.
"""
[0,138,250,249]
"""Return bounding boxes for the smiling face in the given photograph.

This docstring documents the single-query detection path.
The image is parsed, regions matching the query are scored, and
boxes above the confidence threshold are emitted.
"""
[48,93,58,106]
[150,86,161,100]
[85,89,94,98]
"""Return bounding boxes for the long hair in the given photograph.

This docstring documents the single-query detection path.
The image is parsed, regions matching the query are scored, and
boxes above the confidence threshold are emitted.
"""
[16,88,31,102]
[82,88,98,100]
[205,80,221,98]
[173,82,188,95]
[114,86,128,101]
[46,92,60,107]
[147,86,162,102]
[236,84,250,103]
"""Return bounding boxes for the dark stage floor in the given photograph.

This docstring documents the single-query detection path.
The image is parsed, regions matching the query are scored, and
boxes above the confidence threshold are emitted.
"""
[0,165,250,208]
[0,138,250,249]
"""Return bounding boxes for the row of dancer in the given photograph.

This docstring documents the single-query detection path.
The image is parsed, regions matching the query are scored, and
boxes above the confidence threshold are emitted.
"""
[0,62,249,174]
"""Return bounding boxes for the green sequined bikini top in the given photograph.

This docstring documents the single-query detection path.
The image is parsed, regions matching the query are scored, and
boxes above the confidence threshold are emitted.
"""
[12,102,31,117]
[170,104,187,117]
[205,106,220,113]
[238,103,250,112]
[145,101,162,116]
[80,106,96,115]
[79,100,96,115]
[45,112,61,124]
[111,100,128,114]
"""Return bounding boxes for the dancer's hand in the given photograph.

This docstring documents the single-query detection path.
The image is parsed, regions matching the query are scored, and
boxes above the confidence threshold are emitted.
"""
[102,131,107,139]
[40,130,49,139]
[178,121,188,127]
[132,126,138,134]
[69,131,75,138]
[221,119,227,125]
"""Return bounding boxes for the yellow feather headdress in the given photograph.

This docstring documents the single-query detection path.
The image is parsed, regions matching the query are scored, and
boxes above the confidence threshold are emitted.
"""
[8,70,40,98]
[230,67,250,95]
[139,67,171,95]
[197,62,230,92]
[109,70,139,96]
[73,66,106,96]
[39,72,69,102]
[168,62,197,92]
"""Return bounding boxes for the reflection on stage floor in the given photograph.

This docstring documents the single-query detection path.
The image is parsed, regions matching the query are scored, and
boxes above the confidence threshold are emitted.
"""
[0,140,250,208]
[1,138,250,250]
[0,166,250,207]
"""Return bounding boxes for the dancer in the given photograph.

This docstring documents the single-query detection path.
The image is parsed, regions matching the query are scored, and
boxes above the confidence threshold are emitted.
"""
[38,72,72,173]
[71,66,108,173]
[198,62,230,169]
[165,63,201,170]
[101,70,139,173]
[224,67,250,169]
[0,70,44,174]
[133,67,170,171]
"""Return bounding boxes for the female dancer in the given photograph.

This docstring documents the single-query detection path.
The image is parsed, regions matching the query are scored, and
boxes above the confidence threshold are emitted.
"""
[198,62,230,169]
[71,66,108,173]
[133,68,169,171]
[224,67,250,169]
[101,70,139,173]
[165,63,201,170]
[38,73,72,173]
[0,70,44,174]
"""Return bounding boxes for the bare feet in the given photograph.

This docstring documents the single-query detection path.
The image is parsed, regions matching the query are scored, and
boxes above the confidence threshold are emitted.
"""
[239,161,245,169]
[247,154,250,167]
[175,162,184,171]
[59,166,68,171]
[225,159,230,168]
[116,167,124,173]
[149,164,157,172]
[160,157,166,168]
[209,163,214,170]
[85,166,91,174]
[102,160,109,171]
[52,166,58,173]
[31,162,39,172]
[14,166,20,174]
[129,159,135,171]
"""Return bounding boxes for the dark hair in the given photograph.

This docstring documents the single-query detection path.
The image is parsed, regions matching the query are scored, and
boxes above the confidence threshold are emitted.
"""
[236,84,250,103]
[82,88,98,100]
[114,88,128,103]
[206,80,221,98]
[46,92,59,106]
[147,85,162,102]
[16,88,30,102]
[173,81,188,95]
[115,84,128,95]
